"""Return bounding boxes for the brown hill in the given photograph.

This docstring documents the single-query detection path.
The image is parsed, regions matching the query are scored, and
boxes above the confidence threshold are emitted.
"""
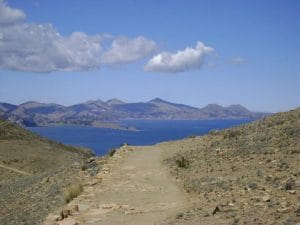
[163,108,300,224]
[42,108,299,225]
[0,119,95,225]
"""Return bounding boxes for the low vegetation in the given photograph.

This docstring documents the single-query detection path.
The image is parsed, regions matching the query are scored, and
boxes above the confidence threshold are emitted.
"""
[63,183,83,203]
[108,148,117,157]
[0,119,95,225]
[175,155,189,168]
[164,108,300,225]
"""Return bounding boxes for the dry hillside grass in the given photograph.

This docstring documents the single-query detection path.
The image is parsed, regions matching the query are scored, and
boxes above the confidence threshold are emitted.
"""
[163,108,300,225]
[0,120,96,225]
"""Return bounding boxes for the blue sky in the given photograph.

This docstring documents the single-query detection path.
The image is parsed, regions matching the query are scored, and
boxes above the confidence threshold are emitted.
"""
[0,0,299,112]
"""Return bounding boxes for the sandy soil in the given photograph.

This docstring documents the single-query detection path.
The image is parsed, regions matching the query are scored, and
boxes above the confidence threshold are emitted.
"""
[45,145,188,225]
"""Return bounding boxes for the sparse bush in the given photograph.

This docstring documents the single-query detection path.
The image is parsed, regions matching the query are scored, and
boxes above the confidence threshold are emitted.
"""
[223,130,241,139]
[187,135,196,139]
[108,148,116,157]
[120,143,130,147]
[176,156,189,168]
[209,129,219,135]
[81,164,87,171]
[63,183,83,203]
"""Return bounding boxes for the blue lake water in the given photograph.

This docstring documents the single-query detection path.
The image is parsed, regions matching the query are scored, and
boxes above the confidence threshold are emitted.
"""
[28,119,251,156]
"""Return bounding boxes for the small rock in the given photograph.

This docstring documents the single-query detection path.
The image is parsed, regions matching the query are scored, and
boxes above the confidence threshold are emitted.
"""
[280,201,288,208]
[61,205,79,218]
[212,205,221,214]
[286,190,296,194]
[244,186,252,191]
[294,205,300,215]
[41,177,50,184]
[176,212,184,219]
[284,178,295,190]
[55,214,63,221]
[265,175,273,181]
[277,207,289,213]
[87,157,96,163]
[61,209,70,218]
[262,195,271,202]
[247,182,258,190]
[254,203,264,207]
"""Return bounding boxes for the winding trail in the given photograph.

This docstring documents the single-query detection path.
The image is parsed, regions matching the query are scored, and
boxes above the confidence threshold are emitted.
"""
[45,145,188,225]
[0,163,32,176]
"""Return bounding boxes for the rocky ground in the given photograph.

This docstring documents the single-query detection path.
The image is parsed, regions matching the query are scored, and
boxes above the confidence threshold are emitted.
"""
[44,145,188,225]
[0,157,108,225]
[163,108,300,225]
[44,108,299,225]
[2,108,300,225]
[0,120,97,225]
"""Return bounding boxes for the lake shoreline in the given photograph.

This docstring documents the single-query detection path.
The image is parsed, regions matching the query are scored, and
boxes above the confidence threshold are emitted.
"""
[28,119,253,156]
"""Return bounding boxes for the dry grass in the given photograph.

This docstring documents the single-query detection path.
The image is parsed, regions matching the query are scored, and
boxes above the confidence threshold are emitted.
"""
[63,183,83,203]
[164,108,300,225]
[108,148,117,157]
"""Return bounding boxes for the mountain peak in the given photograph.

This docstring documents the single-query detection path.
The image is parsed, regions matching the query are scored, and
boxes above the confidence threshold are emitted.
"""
[227,104,248,110]
[20,101,40,105]
[85,99,105,105]
[226,104,251,114]
[149,98,169,104]
[19,101,46,108]
[202,104,224,110]
[106,98,125,105]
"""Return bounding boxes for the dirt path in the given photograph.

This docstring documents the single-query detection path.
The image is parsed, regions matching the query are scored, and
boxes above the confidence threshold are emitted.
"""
[0,163,32,175]
[45,145,188,225]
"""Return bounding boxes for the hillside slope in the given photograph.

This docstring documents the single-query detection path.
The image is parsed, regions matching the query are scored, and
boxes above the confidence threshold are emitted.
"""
[162,108,300,224]
[43,108,299,225]
[0,119,95,225]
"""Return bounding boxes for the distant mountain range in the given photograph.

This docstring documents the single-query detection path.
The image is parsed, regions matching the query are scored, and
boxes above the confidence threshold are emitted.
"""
[0,98,270,128]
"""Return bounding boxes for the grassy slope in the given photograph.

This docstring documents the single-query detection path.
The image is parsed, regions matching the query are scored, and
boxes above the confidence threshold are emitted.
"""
[163,108,300,225]
[0,119,94,225]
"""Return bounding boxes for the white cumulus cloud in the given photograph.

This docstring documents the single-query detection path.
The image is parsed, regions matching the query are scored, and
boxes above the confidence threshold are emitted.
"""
[0,23,104,72]
[0,1,157,73]
[101,36,156,65]
[144,42,214,73]
[0,0,25,25]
